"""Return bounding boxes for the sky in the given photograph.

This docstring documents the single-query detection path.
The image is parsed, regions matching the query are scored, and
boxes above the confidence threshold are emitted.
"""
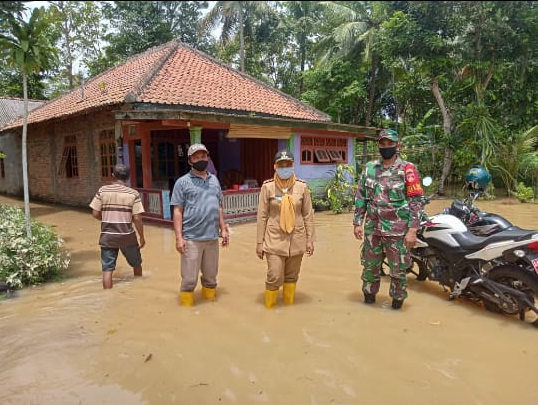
[26,1,216,15]
[23,1,220,74]
[25,1,219,32]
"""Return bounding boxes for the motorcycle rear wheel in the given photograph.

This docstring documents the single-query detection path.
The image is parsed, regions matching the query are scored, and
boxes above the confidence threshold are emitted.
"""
[486,266,538,315]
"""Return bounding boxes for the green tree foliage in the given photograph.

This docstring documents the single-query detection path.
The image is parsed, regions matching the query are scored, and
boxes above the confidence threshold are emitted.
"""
[316,1,389,126]
[279,1,324,96]
[512,182,535,203]
[240,7,288,86]
[490,125,538,195]
[0,0,536,198]
[302,59,367,124]
[96,1,210,74]
[371,1,538,194]
[0,2,48,99]
[0,7,58,237]
[0,1,25,31]
[200,1,272,73]
[325,164,357,214]
[43,1,108,95]
[0,66,47,99]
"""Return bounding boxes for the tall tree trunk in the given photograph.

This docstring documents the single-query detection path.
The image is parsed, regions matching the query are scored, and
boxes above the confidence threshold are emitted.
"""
[62,14,74,89]
[239,10,245,72]
[365,55,377,127]
[299,43,305,96]
[431,77,453,196]
[22,72,31,238]
[362,54,378,164]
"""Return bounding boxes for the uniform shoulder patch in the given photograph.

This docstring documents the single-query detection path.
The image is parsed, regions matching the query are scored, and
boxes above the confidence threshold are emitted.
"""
[404,163,424,197]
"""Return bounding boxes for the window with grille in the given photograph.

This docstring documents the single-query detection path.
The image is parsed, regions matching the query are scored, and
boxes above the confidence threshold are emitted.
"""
[300,136,347,164]
[99,129,116,179]
[58,134,79,178]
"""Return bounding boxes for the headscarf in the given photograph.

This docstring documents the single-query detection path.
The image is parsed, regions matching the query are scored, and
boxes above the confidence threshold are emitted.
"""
[274,172,296,234]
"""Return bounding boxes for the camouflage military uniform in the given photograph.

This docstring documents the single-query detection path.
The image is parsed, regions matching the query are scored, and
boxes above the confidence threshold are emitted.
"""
[353,157,424,301]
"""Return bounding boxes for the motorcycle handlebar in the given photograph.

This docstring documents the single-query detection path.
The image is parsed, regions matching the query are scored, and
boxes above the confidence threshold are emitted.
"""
[422,193,436,205]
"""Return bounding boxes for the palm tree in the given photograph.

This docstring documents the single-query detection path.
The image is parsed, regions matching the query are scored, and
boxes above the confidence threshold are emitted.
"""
[0,8,57,238]
[200,1,270,72]
[281,1,322,95]
[316,1,384,162]
[320,1,380,121]
[491,125,538,195]
[0,2,25,29]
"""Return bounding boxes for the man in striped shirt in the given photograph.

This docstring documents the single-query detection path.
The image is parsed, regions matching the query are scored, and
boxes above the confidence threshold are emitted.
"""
[90,164,146,289]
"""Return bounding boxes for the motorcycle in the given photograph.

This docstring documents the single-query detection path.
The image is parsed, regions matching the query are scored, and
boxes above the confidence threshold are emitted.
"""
[408,177,538,325]
[444,165,517,237]
[443,188,516,237]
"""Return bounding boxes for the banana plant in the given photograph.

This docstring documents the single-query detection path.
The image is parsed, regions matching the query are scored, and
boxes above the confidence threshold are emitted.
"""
[325,164,357,214]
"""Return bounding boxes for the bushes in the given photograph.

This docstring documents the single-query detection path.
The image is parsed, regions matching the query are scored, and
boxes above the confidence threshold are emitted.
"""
[0,204,70,289]
[511,182,535,203]
[325,164,357,214]
[308,164,358,214]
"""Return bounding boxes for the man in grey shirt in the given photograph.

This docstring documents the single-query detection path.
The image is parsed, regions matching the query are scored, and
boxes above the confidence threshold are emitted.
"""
[170,143,229,306]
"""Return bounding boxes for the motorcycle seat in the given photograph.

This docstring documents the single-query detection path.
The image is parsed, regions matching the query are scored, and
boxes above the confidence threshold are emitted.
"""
[453,227,538,250]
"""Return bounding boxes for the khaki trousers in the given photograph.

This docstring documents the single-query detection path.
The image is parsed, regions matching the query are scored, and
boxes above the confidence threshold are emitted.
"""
[265,253,303,290]
[180,240,219,291]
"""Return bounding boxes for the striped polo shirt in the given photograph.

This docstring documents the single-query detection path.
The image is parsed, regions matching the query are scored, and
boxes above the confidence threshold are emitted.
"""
[89,183,145,248]
[170,171,222,241]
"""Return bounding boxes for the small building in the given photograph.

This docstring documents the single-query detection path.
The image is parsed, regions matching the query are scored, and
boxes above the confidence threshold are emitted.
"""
[0,97,44,195]
[0,40,377,224]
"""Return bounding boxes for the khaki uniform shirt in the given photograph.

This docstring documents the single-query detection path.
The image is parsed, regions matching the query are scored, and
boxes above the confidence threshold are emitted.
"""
[256,179,315,257]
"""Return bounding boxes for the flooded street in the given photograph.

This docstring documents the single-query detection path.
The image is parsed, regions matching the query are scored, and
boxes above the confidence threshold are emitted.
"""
[0,194,537,405]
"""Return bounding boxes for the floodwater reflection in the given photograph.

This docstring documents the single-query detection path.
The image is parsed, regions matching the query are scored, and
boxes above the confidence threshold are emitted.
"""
[0,194,537,405]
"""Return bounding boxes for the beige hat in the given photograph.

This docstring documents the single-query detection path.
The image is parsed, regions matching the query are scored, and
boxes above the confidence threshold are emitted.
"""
[187,143,209,157]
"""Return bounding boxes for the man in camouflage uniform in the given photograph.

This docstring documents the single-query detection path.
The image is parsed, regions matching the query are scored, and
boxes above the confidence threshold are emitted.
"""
[353,129,424,309]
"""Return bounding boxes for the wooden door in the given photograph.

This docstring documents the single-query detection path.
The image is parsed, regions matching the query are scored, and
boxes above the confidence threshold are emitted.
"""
[241,139,278,187]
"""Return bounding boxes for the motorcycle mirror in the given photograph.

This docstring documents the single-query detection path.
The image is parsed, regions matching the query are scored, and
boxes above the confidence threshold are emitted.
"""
[422,177,433,187]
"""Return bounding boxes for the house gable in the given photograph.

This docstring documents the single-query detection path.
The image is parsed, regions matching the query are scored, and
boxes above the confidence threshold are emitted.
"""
[1,40,337,131]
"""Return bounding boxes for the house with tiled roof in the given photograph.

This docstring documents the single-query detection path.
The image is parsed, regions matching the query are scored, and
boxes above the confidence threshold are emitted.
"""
[0,39,377,223]
[0,97,44,127]
[0,97,44,194]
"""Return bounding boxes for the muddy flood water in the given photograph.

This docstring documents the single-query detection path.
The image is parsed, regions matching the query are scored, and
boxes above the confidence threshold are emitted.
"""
[0,193,536,405]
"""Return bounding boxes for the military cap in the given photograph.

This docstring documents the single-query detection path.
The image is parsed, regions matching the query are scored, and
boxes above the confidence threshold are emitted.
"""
[274,150,294,163]
[378,129,399,142]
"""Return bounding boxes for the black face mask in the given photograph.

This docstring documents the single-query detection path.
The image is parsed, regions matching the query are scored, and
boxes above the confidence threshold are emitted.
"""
[192,160,208,171]
[379,146,397,160]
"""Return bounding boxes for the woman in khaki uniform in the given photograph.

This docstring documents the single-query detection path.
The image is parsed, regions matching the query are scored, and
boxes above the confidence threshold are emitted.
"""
[256,150,315,308]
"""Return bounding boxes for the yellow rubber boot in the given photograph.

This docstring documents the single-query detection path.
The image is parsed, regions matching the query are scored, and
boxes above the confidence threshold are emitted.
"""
[202,286,216,301]
[283,282,296,305]
[179,291,194,306]
[264,289,279,309]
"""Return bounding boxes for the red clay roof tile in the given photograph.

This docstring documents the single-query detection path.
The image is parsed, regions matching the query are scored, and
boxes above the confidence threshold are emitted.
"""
[2,40,330,130]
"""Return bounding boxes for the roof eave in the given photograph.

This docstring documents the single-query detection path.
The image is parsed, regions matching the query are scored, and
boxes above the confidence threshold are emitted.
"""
[114,107,379,138]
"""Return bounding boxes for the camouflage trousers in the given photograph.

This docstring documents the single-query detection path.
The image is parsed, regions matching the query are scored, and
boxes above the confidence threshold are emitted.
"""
[361,234,411,301]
